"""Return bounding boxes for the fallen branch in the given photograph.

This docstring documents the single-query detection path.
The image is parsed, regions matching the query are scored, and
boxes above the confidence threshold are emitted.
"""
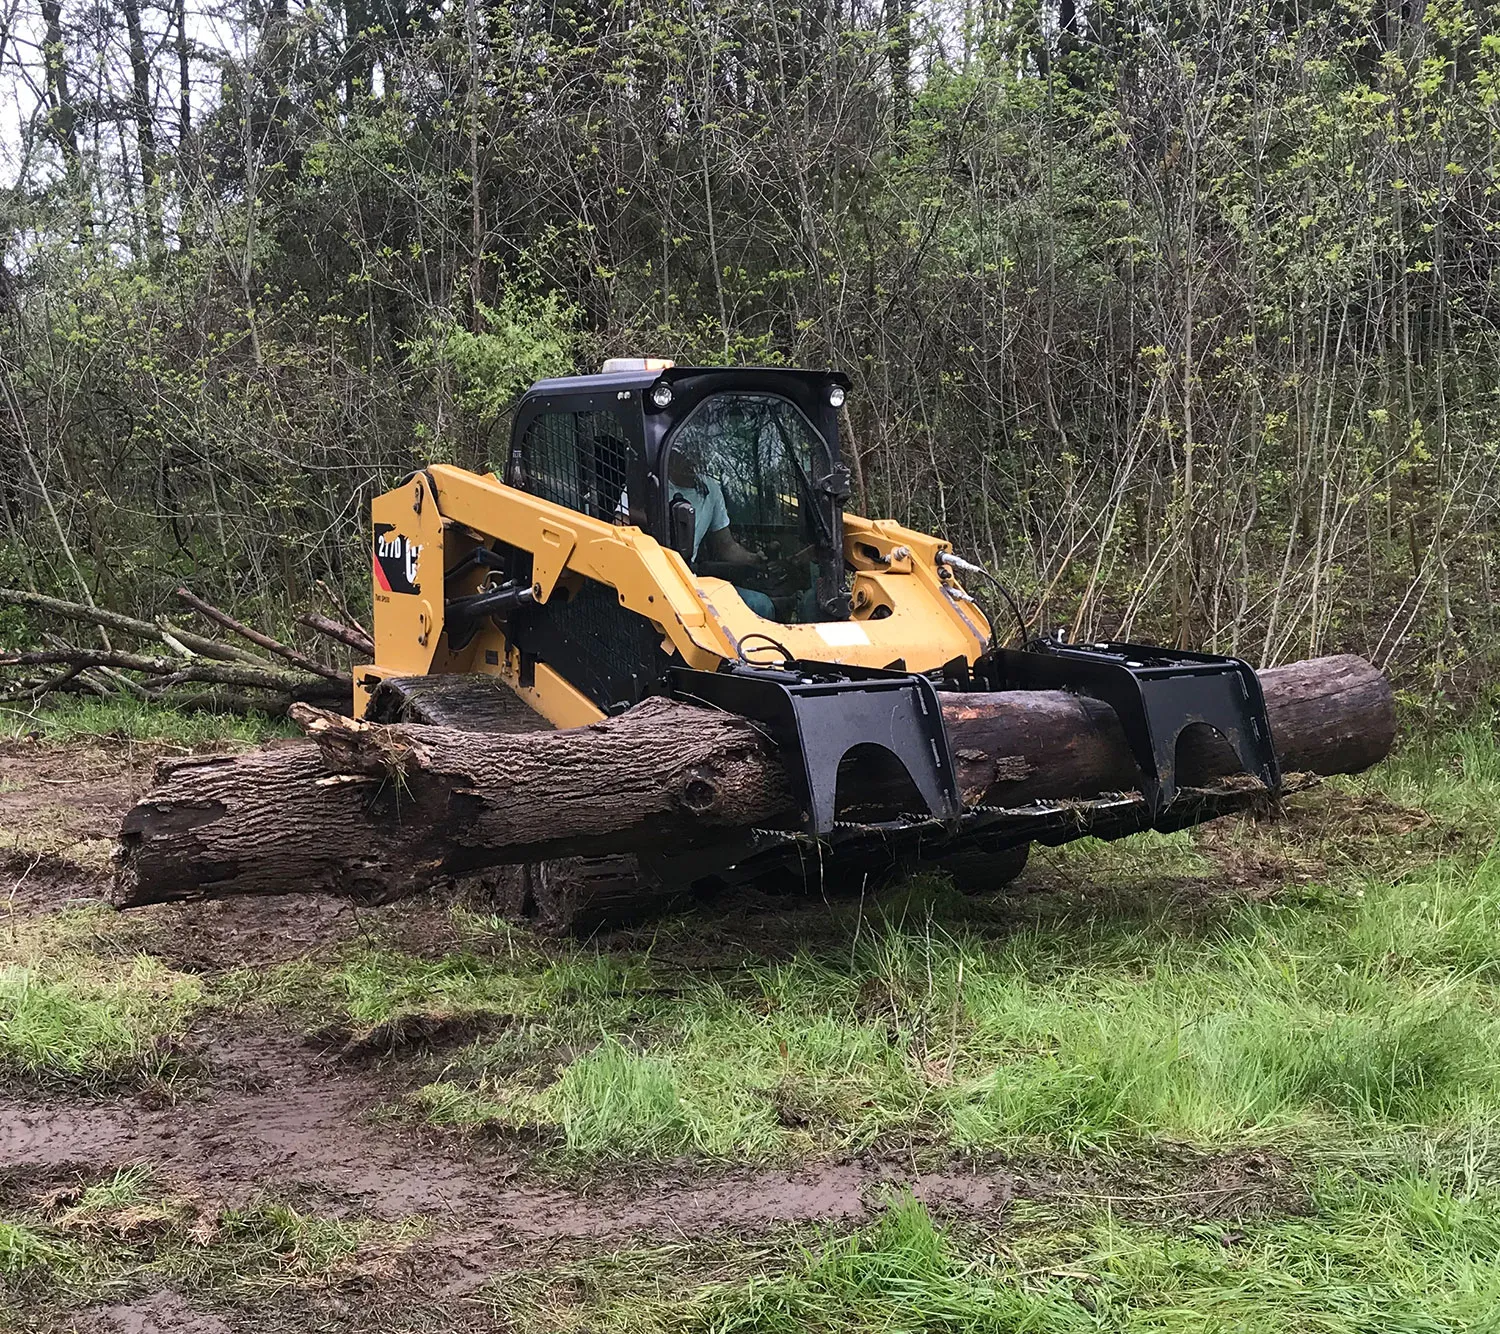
[20,663,87,697]
[297,613,374,657]
[0,647,328,696]
[315,578,371,640]
[0,587,277,668]
[0,586,360,717]
[174,588,345,683]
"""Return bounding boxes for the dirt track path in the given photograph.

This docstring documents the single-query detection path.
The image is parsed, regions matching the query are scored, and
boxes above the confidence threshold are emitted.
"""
[0,735,1008,1250]
[1,1034,1019,1305]
[0,1037,1008,1236]
[0,1047,1296,1306]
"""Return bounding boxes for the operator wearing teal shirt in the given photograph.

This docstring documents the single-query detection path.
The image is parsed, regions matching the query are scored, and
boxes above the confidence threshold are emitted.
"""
[665,447,777,620]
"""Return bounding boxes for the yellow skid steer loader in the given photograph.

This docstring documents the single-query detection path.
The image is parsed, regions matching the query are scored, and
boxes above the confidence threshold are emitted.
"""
[356,363,1278,907]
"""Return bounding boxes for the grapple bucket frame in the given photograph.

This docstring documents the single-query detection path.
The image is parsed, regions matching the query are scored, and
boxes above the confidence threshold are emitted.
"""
[660,638,1282,885]
[664,663,961,836]
[973,640,1281,816]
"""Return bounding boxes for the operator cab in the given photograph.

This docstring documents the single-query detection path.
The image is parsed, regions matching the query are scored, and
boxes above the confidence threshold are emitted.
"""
[507,363,852,622]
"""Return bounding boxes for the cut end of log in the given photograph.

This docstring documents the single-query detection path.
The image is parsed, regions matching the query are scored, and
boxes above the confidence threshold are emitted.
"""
[1259,654,1396,777]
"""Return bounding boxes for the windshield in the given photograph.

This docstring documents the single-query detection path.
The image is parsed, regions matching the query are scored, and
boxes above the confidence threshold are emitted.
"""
[665,393,837,624]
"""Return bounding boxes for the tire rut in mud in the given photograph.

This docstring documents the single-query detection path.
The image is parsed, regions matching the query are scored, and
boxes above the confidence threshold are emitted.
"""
[0,1033,1308,1251]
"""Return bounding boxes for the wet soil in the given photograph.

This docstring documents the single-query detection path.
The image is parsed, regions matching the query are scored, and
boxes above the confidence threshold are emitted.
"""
[0,1020,1035,1239]
[0,1056,1304,1310]
[69,1290,233,1334]
[0,738,157,910]
[0,737,1313,1332]
[0,1010,1307,1267]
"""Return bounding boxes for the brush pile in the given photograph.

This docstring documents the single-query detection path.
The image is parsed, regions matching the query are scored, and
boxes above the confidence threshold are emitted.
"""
[0,587,371,717]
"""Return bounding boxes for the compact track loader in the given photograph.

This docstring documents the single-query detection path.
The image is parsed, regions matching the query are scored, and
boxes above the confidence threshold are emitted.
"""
[356,363,1280,907]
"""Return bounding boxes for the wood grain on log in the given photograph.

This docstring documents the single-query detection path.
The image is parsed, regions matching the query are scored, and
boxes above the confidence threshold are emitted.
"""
[113,654,1394,910]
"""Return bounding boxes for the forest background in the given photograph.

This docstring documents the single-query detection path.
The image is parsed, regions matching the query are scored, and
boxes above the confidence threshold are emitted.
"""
[0,0,1495,703]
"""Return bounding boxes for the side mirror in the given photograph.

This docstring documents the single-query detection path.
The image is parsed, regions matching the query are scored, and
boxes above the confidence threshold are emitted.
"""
[669,495,697,563]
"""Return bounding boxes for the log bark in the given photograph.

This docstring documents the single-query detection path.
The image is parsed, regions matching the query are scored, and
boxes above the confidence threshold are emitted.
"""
[114,654,1394,911]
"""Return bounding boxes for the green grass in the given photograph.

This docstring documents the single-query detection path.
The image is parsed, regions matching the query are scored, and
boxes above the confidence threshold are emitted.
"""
[701,1193,1089,1332]
[489,1174,1500,1334]
[0,1221,66,1281]
[0,912,202,1088]
[0,1169,417,1310]
[1073,1171,1500,1332]
[55,1167,154,1223]
[0,961,200,1086]
[205,1201,382,1280]
[0,694,294,746]
[312,845,1500,1163]
[1043,826,1215,883]
[1357,721,1500,825]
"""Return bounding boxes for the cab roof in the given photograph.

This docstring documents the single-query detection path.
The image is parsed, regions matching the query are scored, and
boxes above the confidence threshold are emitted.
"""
[522,365,849,400]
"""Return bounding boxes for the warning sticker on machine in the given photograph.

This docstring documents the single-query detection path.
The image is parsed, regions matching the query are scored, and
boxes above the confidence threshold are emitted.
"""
[373,523,421,595]
[816,622,871,647]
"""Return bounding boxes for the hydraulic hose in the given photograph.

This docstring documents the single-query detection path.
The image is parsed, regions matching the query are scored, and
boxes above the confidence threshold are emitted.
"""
[936,551,1030,651]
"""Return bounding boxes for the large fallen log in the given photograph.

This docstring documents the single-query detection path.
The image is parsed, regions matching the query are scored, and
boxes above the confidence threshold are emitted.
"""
[113,655,1393,913]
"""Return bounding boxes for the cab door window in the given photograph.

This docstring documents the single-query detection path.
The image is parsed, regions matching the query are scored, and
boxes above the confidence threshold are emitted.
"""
[665,393,837,622]
[517,409,633,520]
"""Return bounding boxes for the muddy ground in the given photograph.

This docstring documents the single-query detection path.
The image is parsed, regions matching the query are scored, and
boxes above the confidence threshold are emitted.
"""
[0,737,1315,1333]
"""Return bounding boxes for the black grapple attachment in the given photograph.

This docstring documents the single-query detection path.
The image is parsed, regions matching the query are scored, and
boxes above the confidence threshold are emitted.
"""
[972,638,1281,818]
[647,638,1282,893]
[665,662,961,836]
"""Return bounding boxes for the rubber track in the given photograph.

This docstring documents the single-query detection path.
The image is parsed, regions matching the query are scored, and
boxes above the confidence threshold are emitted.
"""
[366,673,555,734]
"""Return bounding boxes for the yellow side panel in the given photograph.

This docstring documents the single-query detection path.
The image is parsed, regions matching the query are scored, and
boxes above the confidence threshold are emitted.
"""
[506,659,605,728]
[421,465,991,673]
[370,474,447,676]
[361,465,994,720]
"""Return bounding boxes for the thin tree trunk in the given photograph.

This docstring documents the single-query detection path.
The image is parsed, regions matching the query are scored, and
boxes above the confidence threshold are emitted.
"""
[121,0,162,254]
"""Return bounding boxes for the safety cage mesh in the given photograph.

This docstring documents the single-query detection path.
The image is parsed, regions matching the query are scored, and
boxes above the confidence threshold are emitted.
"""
[519,410,632,520]
[537,577,667,711]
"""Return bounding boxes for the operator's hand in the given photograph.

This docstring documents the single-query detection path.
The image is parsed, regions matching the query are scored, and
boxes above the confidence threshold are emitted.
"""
[731,542,766,568]
[764,556,794,586]
[705,527,766,569]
